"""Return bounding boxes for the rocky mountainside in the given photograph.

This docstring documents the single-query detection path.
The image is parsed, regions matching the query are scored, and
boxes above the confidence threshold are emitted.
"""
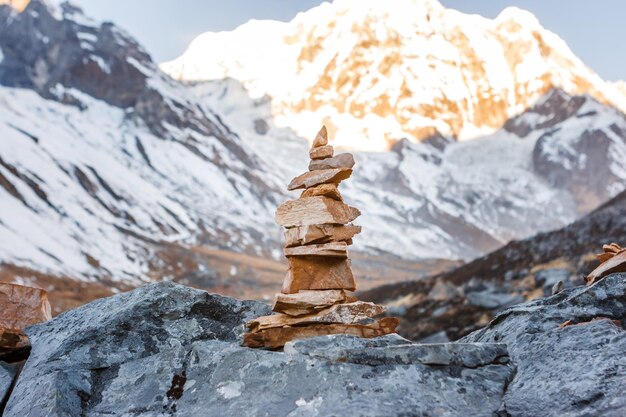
[1,274,624,416]
[362,188,626,341]
[1,0,626,313]
[162,0,626,151]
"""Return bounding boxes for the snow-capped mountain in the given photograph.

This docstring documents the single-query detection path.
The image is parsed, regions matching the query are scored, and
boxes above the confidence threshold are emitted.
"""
[1,0,626,310]
[0,0,286,286]
[162,0,626,151]
[196,80,626,261]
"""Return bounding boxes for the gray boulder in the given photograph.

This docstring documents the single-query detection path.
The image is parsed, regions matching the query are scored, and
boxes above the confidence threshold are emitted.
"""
[463,273,626,417]
[4,281,513,416]
[4,275,625,416]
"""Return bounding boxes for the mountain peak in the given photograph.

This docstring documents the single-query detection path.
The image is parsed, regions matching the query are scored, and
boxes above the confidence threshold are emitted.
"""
[162,0,626,151]
[495,6,541,28]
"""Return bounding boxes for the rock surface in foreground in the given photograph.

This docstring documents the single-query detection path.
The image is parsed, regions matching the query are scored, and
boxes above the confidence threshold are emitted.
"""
[463,273,626,417]
[4,275,626,416]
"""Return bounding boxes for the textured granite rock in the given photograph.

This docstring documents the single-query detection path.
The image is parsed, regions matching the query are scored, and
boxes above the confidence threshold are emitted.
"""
[5,282,511,417]
[462,273,626,417]
[5,276,625,416]
[0,362,18,410]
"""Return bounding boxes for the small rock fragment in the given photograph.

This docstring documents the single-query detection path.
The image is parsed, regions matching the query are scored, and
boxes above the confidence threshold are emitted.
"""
[284,224,361,247]
[312,126,328,148]
[310,145,334,160]
[247,301,386,332]
[275,197,360,227]
[288,168,352,191]
[272,290,350,316]
[243,317,400,349]
[309,153,355,171]
[284,242,348,258]
[551,281,564,295]
[301,183,343,201]
[282,257,356,294]
[0,283,52,352]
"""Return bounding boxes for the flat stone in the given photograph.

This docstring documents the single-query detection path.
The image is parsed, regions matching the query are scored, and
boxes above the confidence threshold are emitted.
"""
[300,183,343,200]
[586,250,626,284]
[272,290,351,316]
[247,301,386,332]
[287,168,352,191]
[284,242,348,258]
[309,153,355,171]
[275,196,360,228]
[309,145,334,160]
[284,224,361,247]
[311,125,328,148]
[282,257,356,294]
[243,317,400,349]
[0,283,51,351]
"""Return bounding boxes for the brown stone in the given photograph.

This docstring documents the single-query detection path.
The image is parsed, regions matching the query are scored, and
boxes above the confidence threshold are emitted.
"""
[275,196,361,228]
[248,301,386,332]
[284,242,347,258]
[587,250,626,285]
[301,183,343,201]
[272,290,349,316]
[312,125,328,148]
[0,282,52,351]
[284,224,361,247]
[282,256,356,293]
[288,168,352,191]
[309,153,355,171]
[310,145,334,160]
[242,317,400,349]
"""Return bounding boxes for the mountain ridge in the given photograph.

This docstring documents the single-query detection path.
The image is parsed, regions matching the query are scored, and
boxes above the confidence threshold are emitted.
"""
[162,0,626,151]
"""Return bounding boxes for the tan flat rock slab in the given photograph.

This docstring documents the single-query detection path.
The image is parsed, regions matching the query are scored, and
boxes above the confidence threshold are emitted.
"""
[284,242,348,258]
[309,153,355,171]
[282,257,356,294]
[587,250,626,284]
[300,183,343,201]
[284,224,361,247]
[276,196,360,228]
[242,317,400,349]
[248,301,386,332]
[312,126,328,148]
[0,282,52,350]
[310,145,334,160]
[272,290,351,316]
[288,168,352,191]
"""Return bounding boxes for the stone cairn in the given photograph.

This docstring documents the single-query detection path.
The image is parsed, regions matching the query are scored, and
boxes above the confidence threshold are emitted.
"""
[243,126,399,349]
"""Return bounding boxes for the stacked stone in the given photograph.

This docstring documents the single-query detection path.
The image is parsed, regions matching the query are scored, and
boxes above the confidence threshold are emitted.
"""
[243,126,398,349]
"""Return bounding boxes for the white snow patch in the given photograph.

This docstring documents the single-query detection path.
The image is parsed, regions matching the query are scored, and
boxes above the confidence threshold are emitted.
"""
[217,381,243,399]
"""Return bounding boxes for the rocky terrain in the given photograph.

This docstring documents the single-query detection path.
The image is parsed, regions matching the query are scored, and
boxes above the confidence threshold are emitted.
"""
[362,189,626,341]
[1,273,624,416]
[1,0,626,313]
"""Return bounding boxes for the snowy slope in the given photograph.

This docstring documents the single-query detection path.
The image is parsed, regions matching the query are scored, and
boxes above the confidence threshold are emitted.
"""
[0,0,286,284]
[162,0,626,151]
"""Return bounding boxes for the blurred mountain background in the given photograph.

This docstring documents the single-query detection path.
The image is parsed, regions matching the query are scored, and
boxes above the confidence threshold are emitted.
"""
[0,0,624,333]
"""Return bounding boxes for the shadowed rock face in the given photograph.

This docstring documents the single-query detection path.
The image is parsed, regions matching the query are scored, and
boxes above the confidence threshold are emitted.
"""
[463,273,626,417]
[3,275,625,416]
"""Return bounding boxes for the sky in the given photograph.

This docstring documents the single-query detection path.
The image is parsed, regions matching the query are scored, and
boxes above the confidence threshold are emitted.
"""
[71,0,625,81]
